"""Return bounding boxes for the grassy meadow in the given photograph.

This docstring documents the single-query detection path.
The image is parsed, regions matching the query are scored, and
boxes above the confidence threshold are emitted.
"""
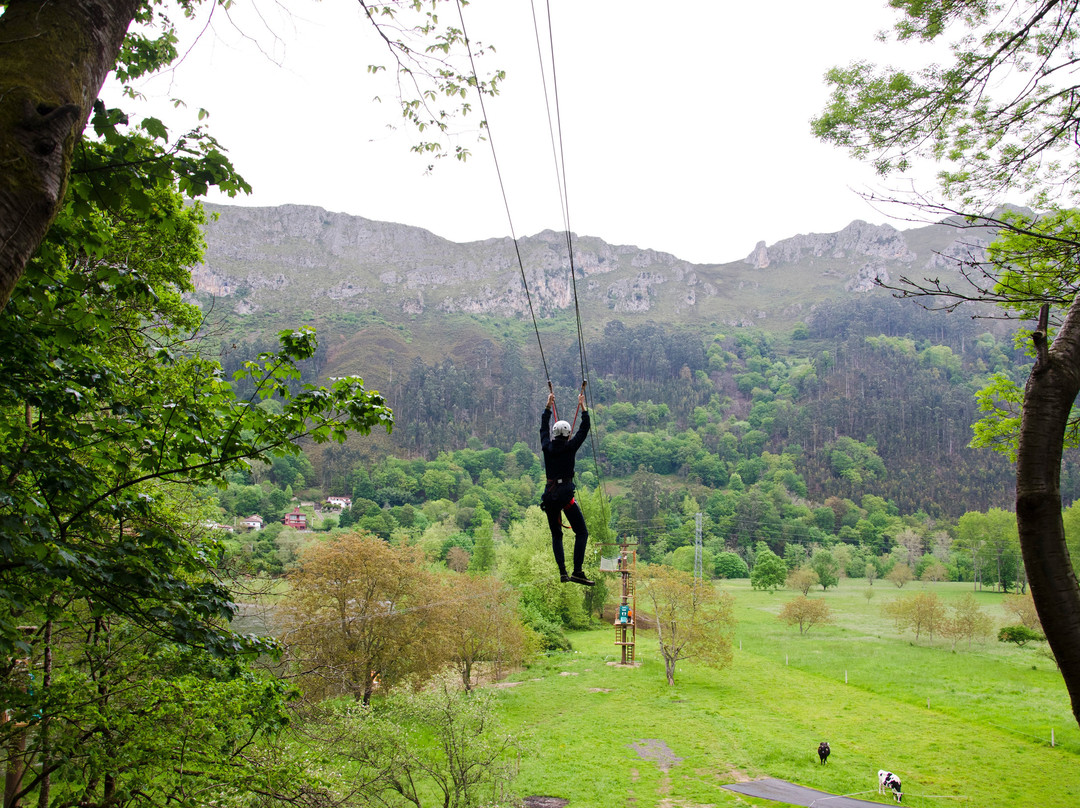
[490,578,1078,807]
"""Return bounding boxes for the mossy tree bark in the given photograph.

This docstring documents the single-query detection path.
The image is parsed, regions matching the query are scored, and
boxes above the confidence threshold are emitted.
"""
[0,0,141,310]
[1017,302,1080,728]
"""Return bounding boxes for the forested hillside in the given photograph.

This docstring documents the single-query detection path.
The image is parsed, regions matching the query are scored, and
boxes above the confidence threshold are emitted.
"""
[219,297,1050,518]
[193,203,1052,521]
[188,203,1080,593]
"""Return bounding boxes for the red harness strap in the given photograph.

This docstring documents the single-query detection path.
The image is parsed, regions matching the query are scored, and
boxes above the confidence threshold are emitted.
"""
[549,380,588,430]
[570,380,586,431]
[561,497,576,529]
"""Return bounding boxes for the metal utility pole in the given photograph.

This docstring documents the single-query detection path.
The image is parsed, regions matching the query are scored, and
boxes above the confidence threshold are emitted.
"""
[694,512,703,583]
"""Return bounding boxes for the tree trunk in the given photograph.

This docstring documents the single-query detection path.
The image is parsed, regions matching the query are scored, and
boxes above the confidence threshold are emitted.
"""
[36,616,52,808]
[1017,300,1080,728]
[0,0,141,310]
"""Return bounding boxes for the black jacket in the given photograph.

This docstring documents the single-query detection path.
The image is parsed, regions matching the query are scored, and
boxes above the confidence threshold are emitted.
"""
[540,408,590,507]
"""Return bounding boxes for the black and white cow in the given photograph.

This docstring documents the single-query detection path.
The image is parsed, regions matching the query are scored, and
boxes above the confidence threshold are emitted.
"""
[878,770,902,803]
[817,741,830,764]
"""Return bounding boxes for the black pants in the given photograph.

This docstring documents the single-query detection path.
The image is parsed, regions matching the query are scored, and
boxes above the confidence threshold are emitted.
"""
[546,499,588,574]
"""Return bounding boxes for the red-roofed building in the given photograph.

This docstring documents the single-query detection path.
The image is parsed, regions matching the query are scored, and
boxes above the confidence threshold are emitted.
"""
[283,507,307,529]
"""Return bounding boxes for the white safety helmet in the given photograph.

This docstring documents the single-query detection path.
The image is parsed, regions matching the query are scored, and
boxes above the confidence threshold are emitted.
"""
[552,420,572,439]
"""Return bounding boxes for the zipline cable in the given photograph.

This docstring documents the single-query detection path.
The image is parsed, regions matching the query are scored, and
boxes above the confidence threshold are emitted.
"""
[530,0,610,531]
[452,0,553,387]
[538,0,588,384]
[456,0,611,539]
[528,0,589,400]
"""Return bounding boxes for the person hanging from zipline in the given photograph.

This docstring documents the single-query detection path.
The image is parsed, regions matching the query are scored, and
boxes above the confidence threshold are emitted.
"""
[540,388,594,586]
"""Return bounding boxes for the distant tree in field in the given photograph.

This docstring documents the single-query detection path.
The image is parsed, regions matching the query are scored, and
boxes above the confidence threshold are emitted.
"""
[886,564,914,588]
[982,508,1021,593]
[787,566,819,596]
[811,549,841,591]
[915,591,947,643]
[447,546,471,572]
[941,593,993,650]
[779,596,833,635]
[884,592,946,643]
[639,565,736,686]
[1003,592,1043,633]
[865,562,879,586]
[715,551,750,579]
[441,574,534,690]
[999,625,1046,647]
[751,547,788,593]
[863,587,875,605]
[281,532,437,704]
[920,561,949,583]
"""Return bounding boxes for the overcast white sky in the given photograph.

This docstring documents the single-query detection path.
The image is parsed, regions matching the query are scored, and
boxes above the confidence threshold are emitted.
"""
[110,1,947,265]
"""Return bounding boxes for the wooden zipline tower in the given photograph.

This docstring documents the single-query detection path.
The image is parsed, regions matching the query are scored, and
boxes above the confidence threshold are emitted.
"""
[603,541,637,664]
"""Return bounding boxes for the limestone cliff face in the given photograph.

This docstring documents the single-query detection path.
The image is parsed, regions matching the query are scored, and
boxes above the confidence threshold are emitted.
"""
[191,203,989,323]
[744,220,917,268]
[194,204,705,318]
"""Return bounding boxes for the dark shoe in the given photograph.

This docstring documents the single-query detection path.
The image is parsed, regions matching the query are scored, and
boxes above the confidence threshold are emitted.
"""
[570,571,594,586]
[560,572,571,583]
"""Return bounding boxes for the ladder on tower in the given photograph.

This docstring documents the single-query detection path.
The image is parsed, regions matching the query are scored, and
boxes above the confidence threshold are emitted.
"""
[606,541,637,664]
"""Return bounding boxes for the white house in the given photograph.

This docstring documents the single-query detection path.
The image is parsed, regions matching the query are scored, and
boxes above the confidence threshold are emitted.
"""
[241,514,264,531]
[326,496,352,509]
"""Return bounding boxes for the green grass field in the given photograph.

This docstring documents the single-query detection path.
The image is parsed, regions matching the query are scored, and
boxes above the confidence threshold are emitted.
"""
[491,579,1079,807]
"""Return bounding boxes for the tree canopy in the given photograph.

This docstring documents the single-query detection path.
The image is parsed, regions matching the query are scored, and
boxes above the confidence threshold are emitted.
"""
[638,564,736,686]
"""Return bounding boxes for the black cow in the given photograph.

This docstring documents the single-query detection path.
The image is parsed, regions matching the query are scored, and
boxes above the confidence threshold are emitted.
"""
[878,770,902,803]
[817,741,830,764]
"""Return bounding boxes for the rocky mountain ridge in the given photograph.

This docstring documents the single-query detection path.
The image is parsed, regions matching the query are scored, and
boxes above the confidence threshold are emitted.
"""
[193,203,990,326]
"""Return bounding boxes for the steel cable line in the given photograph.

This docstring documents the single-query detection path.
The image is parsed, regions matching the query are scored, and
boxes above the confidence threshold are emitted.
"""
[527,0,610,531]
[455,0,611,534]
[452,0,553,386]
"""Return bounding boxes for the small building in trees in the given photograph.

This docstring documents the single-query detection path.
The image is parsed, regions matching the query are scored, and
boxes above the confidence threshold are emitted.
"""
[283,507,307,529]
[241,514,264,531]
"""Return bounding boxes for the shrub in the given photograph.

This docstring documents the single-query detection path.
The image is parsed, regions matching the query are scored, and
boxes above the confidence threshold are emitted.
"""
[778,596,832,635]
[786,566,819,595]
[886,563,913,588]
[998,624,1045,647]
[521,605,572,652]
[715,551,749,579]
[750,548,787,592]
